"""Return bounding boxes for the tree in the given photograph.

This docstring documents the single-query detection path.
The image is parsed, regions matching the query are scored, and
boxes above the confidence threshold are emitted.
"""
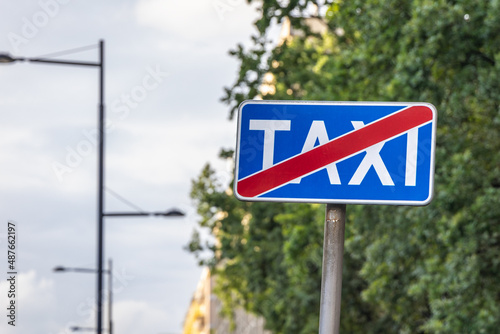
[189,0,500,332]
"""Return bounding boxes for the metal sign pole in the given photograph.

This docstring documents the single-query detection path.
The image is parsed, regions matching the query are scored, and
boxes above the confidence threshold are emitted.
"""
[319,204,346,334]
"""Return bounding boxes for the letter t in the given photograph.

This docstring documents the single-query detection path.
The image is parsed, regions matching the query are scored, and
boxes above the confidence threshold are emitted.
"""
[249,120,291,169]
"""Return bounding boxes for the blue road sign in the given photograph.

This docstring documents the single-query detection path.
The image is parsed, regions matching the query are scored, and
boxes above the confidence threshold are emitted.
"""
[234,100,437,205]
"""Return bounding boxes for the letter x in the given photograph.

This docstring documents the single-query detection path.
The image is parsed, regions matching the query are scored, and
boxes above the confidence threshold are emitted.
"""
[348,121,395,186]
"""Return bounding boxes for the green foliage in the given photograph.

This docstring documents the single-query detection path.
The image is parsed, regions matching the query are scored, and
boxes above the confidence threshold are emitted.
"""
[190,0,500,333]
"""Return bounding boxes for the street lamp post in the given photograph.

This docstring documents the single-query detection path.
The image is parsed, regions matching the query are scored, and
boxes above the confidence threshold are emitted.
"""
[1,41,185,334]
[54,259,113,334]
[1,40,106,334]
[97,40,106,334]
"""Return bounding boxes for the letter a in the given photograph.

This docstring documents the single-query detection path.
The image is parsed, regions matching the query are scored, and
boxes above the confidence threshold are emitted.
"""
[212,1,234,20]
[291,121,341,184]
[52,161,72,182]
[7,33,29,53]
[349,121,394,186]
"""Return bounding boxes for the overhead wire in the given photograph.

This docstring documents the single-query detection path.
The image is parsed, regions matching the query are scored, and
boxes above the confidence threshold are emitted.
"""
[105,186,145,213]
[33,43,98,59]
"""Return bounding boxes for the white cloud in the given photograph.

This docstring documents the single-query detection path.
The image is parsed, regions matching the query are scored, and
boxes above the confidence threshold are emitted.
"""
[0,270,57,333]
[134,0,258,42]
[105,116,234,187]
[18,270,55,306]
[114,300,174,333]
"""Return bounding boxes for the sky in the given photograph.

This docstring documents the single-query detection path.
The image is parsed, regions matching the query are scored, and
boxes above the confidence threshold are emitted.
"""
[0,1,269,333]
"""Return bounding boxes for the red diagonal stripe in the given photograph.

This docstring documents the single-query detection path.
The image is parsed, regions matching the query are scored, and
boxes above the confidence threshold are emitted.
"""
[237,105,433,198]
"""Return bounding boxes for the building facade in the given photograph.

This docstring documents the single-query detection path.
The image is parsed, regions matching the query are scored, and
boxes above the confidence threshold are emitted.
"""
[183,268,270,334]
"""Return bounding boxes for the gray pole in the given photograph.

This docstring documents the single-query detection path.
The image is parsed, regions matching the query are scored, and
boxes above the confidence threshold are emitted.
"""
[318,204,346,334]
[108,259,113,334]
[97,39,105,334]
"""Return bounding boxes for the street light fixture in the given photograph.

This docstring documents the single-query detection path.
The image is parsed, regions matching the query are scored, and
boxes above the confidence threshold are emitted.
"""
[70,326,108,332]
[104,209,185,217]
[54,259,113,334]
[53,266,100,273]
[0,54,20,63]
[1,41,185,334]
